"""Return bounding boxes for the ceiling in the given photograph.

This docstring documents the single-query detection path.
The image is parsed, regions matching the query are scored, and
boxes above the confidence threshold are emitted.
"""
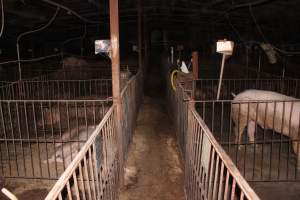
[1,0,300,51]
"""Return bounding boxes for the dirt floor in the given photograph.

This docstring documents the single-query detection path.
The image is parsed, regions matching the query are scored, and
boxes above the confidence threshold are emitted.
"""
[251,182,300,200]
[119,97,185,200]
[1,179,54,200]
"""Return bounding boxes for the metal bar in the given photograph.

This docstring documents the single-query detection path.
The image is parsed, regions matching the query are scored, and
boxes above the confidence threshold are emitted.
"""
[217,54,226,100]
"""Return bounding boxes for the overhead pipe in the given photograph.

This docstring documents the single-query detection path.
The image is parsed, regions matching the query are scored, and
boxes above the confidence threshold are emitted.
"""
[0,0,4,38]
[16,6,59,80]
[225,0,271,13]
[41,0,101,24]
[87,0,101,9]
[61,24,87,56]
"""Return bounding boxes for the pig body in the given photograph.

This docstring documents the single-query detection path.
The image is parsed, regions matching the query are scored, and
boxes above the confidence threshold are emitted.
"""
[44,124,117,170]
[231,89,300,169]
[62,57,88,69]
[38,104,109,127]
[44,126,96,165]
[120,67,132,89]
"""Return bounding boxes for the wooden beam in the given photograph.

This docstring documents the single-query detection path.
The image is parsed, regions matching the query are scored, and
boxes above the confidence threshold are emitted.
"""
[192,51,199,79]
[109,0,123,185]
[138,0,143,71]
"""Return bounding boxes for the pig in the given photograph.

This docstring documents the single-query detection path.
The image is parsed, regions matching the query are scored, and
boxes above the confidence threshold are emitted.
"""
[43,126,96,165]
[38,103,110,127]
[124,166,138,188]
[231,89,300,169]
[62,56,88,69]
[44,124,118,171]
[120,67,132,89]
[59,56,90,80]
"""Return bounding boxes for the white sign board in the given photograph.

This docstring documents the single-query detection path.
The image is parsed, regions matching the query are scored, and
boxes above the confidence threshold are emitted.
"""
[216,40,234,55]
[95,40,111,58]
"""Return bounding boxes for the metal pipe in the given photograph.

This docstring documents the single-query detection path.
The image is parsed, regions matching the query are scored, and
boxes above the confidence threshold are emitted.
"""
[258,50,261,79]
[16,43,21,80]
[217,54,226,100]
[41,0,100,24]
[16,7,60,80]
[171,47,174,64]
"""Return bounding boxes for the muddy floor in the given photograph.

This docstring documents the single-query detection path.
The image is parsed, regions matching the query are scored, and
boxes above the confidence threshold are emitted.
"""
[1,179,54,200]
[251,182,300,200]
[119,97,185,200]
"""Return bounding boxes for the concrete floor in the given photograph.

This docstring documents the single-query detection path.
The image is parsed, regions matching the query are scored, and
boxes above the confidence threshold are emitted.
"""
[119,97,185,200]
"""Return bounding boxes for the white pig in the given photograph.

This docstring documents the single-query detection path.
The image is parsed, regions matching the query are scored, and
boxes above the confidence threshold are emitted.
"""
[44,126,96,165]
[120,67,132,89]
[62,57,88,69]
[231,89,300,169]
[38,104,110,127]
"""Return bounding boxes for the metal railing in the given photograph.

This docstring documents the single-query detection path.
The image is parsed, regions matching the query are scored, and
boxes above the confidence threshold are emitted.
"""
[44,106,119,200]
[0,79,112,100]
[196,99,300,182]
[0,99,112,179]
[34,65,138,81]
[193,78,300,100]
[44,69,143,200]
[166,71,260,199]
[186,107,259,200]
[121,70,143,157]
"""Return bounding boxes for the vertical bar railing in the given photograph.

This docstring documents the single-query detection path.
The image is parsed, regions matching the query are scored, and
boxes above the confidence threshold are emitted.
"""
[185,104,260,200]
[166,69,260,199]
[45,106,119,200]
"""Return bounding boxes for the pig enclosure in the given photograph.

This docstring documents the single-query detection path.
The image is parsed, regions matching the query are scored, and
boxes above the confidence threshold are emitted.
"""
[0,69,115,197]
[190,78,300,199]
[0,99,112,179]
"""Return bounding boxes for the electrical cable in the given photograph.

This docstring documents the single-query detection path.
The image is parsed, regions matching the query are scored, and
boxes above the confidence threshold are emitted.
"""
[249,5,300,55]
[41,0,101,24]
[0,53,61,65]
[17,7,60,44]
[249,5,268,43]
[61,24,87,49]
[225,0,271,13]
[225,14,246,45]
[16,7,60,80]
[0,0,4,38]
[20,53,61,63]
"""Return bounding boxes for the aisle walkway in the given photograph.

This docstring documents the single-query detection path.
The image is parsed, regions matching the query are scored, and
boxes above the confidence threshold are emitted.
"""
[120,97,185,200]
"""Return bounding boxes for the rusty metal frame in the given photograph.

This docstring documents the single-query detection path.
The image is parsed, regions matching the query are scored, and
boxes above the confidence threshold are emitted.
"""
[166,67,260,199]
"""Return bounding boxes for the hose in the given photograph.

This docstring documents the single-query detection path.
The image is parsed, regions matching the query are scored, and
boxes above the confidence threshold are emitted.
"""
[170,70,180,91]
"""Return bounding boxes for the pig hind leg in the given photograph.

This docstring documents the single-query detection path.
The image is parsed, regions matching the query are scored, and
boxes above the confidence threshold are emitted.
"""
[292,140,300,170]
[234,116,248,148]
[247,121,256,143]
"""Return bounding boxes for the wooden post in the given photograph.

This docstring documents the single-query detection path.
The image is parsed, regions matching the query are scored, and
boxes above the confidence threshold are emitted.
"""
[109,0,123,185]
[143,14,147,73]
[191,51,199,100]
[138,0,143,72]
[192,51,199,79]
